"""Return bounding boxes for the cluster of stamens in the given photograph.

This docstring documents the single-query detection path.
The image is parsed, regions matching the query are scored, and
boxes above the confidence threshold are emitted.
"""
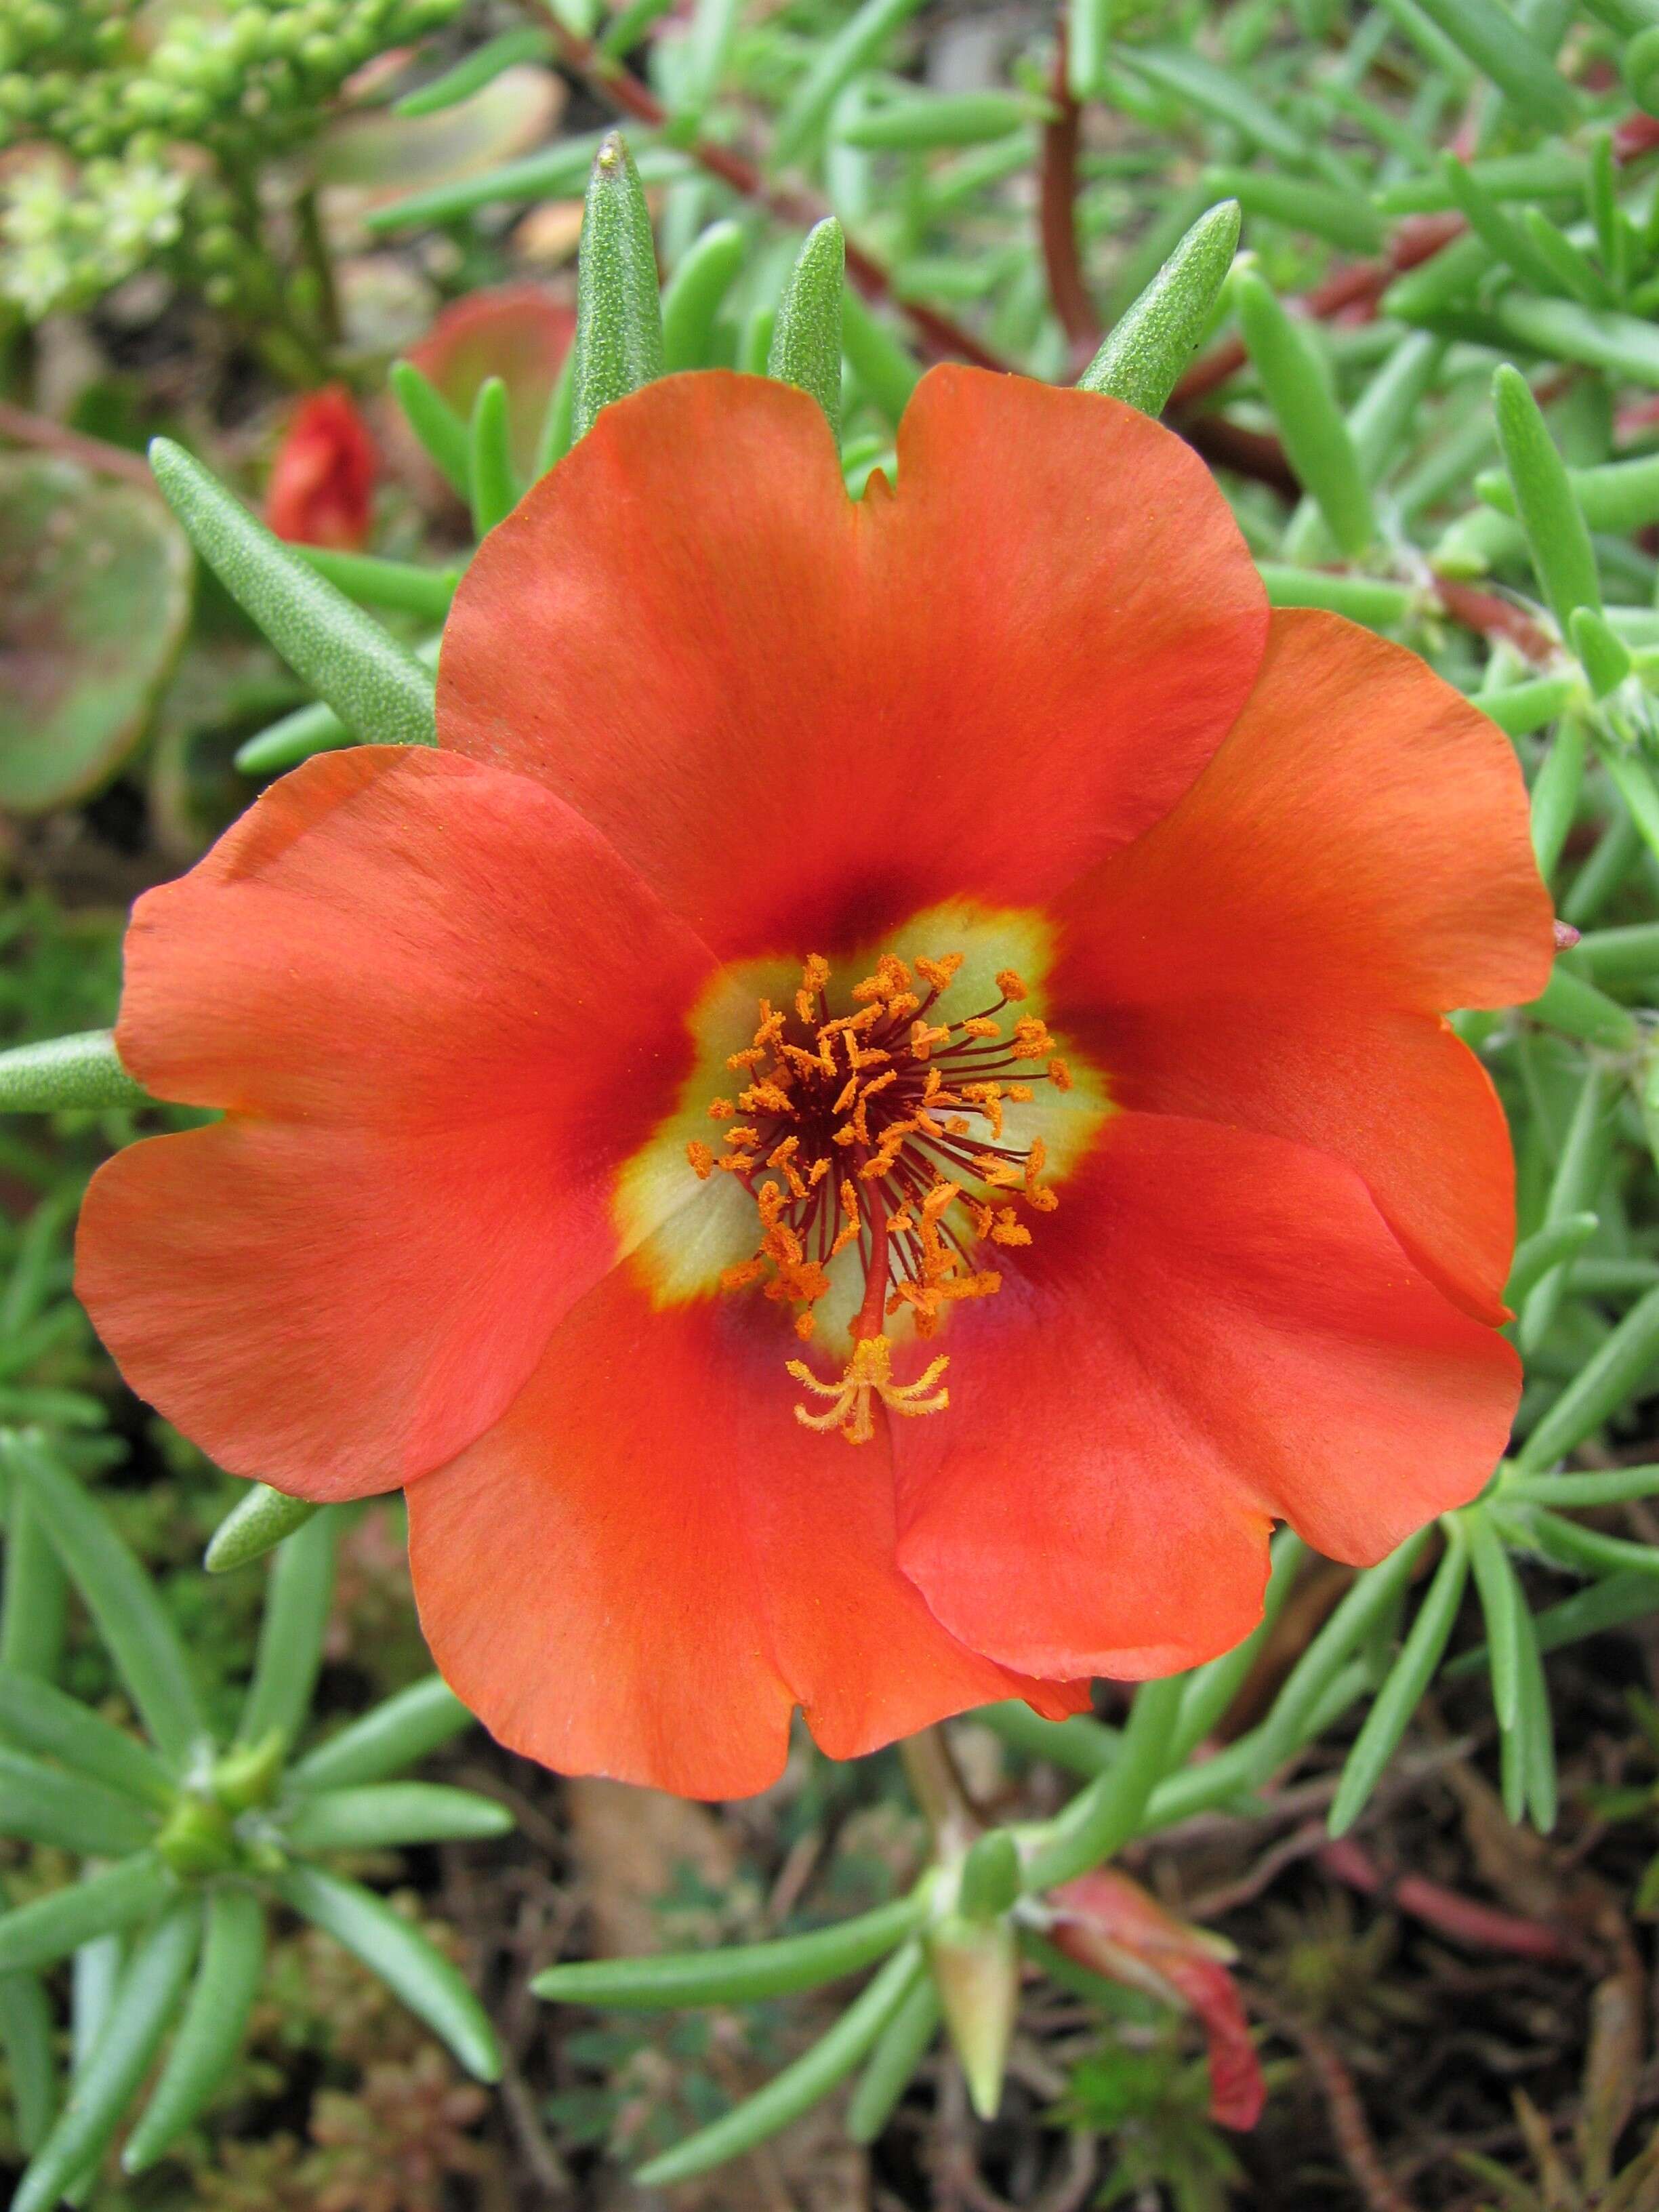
[686,949,1072,1443]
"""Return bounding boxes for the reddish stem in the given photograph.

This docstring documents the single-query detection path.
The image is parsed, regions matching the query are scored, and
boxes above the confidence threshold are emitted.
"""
[1319,1837,1574,1962]
[1040,26,1102,367]
[1252,1992,1421,2212]
[1431,577,1557,666]
[0,401,157,490]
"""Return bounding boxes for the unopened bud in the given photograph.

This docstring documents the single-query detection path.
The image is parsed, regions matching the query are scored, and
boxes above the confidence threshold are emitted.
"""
[212,1728,285,1812]
[156,1792,237,1877]
[929,1911,1019,2121]
[957,1829,1021,1921]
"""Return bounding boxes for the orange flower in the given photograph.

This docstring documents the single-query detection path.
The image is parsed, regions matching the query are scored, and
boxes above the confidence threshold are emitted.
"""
[266,386,378,551]
[77,369,1553,1797]
[1048,1869,1264,2129]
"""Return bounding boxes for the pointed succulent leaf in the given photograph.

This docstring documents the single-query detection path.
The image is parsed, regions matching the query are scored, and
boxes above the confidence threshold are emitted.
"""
[768,218,845,443]
[3,1432,203,1767]
[1492,363,1601,633]
[1235,270,1374,558]
[288,1674,474,1792]
[12,1898,200,2212]
[0,1747,159,1856]
[123,1887,266,2173]
[0,1967,57,2153]
[572,131,665,445]
[0,1856,173,1976]
[661,219,748,371]
[237,1508,338,1753]
[846,1971,941,2142]
[148,439,436,751]
[272,1864,501,2081]
[533,1891,925,2007]
[635,1941,926,2185]
[205,1483,321,1574]
[1078,200,1240,416]
[281,1782,513,1852]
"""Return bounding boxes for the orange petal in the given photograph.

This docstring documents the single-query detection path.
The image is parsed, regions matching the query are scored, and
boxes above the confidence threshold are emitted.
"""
[405,1253,1085,1798]
[1071,999,1517,1326]
[77,747,714,1496]
[438,367,1267,955]
[893,1112,1519,1681]
[1054,607,1554,1019]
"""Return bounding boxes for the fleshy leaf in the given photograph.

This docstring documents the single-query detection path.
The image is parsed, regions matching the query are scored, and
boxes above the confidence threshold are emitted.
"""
[0,458,190,815]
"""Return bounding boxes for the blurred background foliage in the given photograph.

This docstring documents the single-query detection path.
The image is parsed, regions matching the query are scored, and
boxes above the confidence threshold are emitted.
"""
[17,0,1659,2203]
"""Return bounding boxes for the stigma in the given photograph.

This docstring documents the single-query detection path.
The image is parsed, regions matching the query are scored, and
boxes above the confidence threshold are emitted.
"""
[687,947,1070,1442]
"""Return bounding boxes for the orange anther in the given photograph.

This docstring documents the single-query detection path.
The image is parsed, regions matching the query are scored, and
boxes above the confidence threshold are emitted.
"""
[1048,1057,1073,1092]
[1011,1017,1054,1060]
[687,1141,715,1180]
[915,952,964,993]
[995,968,1029,1002]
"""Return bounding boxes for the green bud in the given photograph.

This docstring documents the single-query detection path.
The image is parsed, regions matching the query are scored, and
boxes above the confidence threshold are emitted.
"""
[157,1793,238,1877]
[212,1729,286,1812]
[929,1912,1018,2121]
[956,1830,1021,1921]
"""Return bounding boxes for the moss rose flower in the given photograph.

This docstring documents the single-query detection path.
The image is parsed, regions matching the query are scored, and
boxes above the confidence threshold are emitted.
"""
[78,367,1554,1797]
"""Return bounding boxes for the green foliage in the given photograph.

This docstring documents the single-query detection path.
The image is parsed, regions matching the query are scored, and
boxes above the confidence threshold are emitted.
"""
[0,0,466,359]
[1056,2041,1248,2212]
[24,0,1659,2190]
[0,1438,504,2202]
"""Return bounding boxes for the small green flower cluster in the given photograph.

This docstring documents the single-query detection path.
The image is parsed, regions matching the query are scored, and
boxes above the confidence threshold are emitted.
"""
[0,0,463,325]
[0,155,186,319]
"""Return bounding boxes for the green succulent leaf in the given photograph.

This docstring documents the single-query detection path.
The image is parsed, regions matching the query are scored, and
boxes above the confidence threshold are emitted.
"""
[0,458,191,816]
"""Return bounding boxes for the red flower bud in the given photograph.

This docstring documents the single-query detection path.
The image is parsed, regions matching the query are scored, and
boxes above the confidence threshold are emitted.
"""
[1049,1869,1265,2130]
[266,386,378,551]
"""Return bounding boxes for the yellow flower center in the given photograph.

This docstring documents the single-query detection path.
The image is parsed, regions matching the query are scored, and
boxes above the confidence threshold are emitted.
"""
[685,949,1073,1443]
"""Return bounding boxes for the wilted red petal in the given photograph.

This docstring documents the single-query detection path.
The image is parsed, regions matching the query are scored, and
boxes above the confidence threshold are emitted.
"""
[1050,1869,1265,2129]
[893,1112,1519,1681]
[438,366,1267,955]
[77,747,713,1496]
[266,386,378,550]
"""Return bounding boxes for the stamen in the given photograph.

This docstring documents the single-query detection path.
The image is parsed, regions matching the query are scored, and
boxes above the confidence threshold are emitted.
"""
[690,942,1074,1428]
